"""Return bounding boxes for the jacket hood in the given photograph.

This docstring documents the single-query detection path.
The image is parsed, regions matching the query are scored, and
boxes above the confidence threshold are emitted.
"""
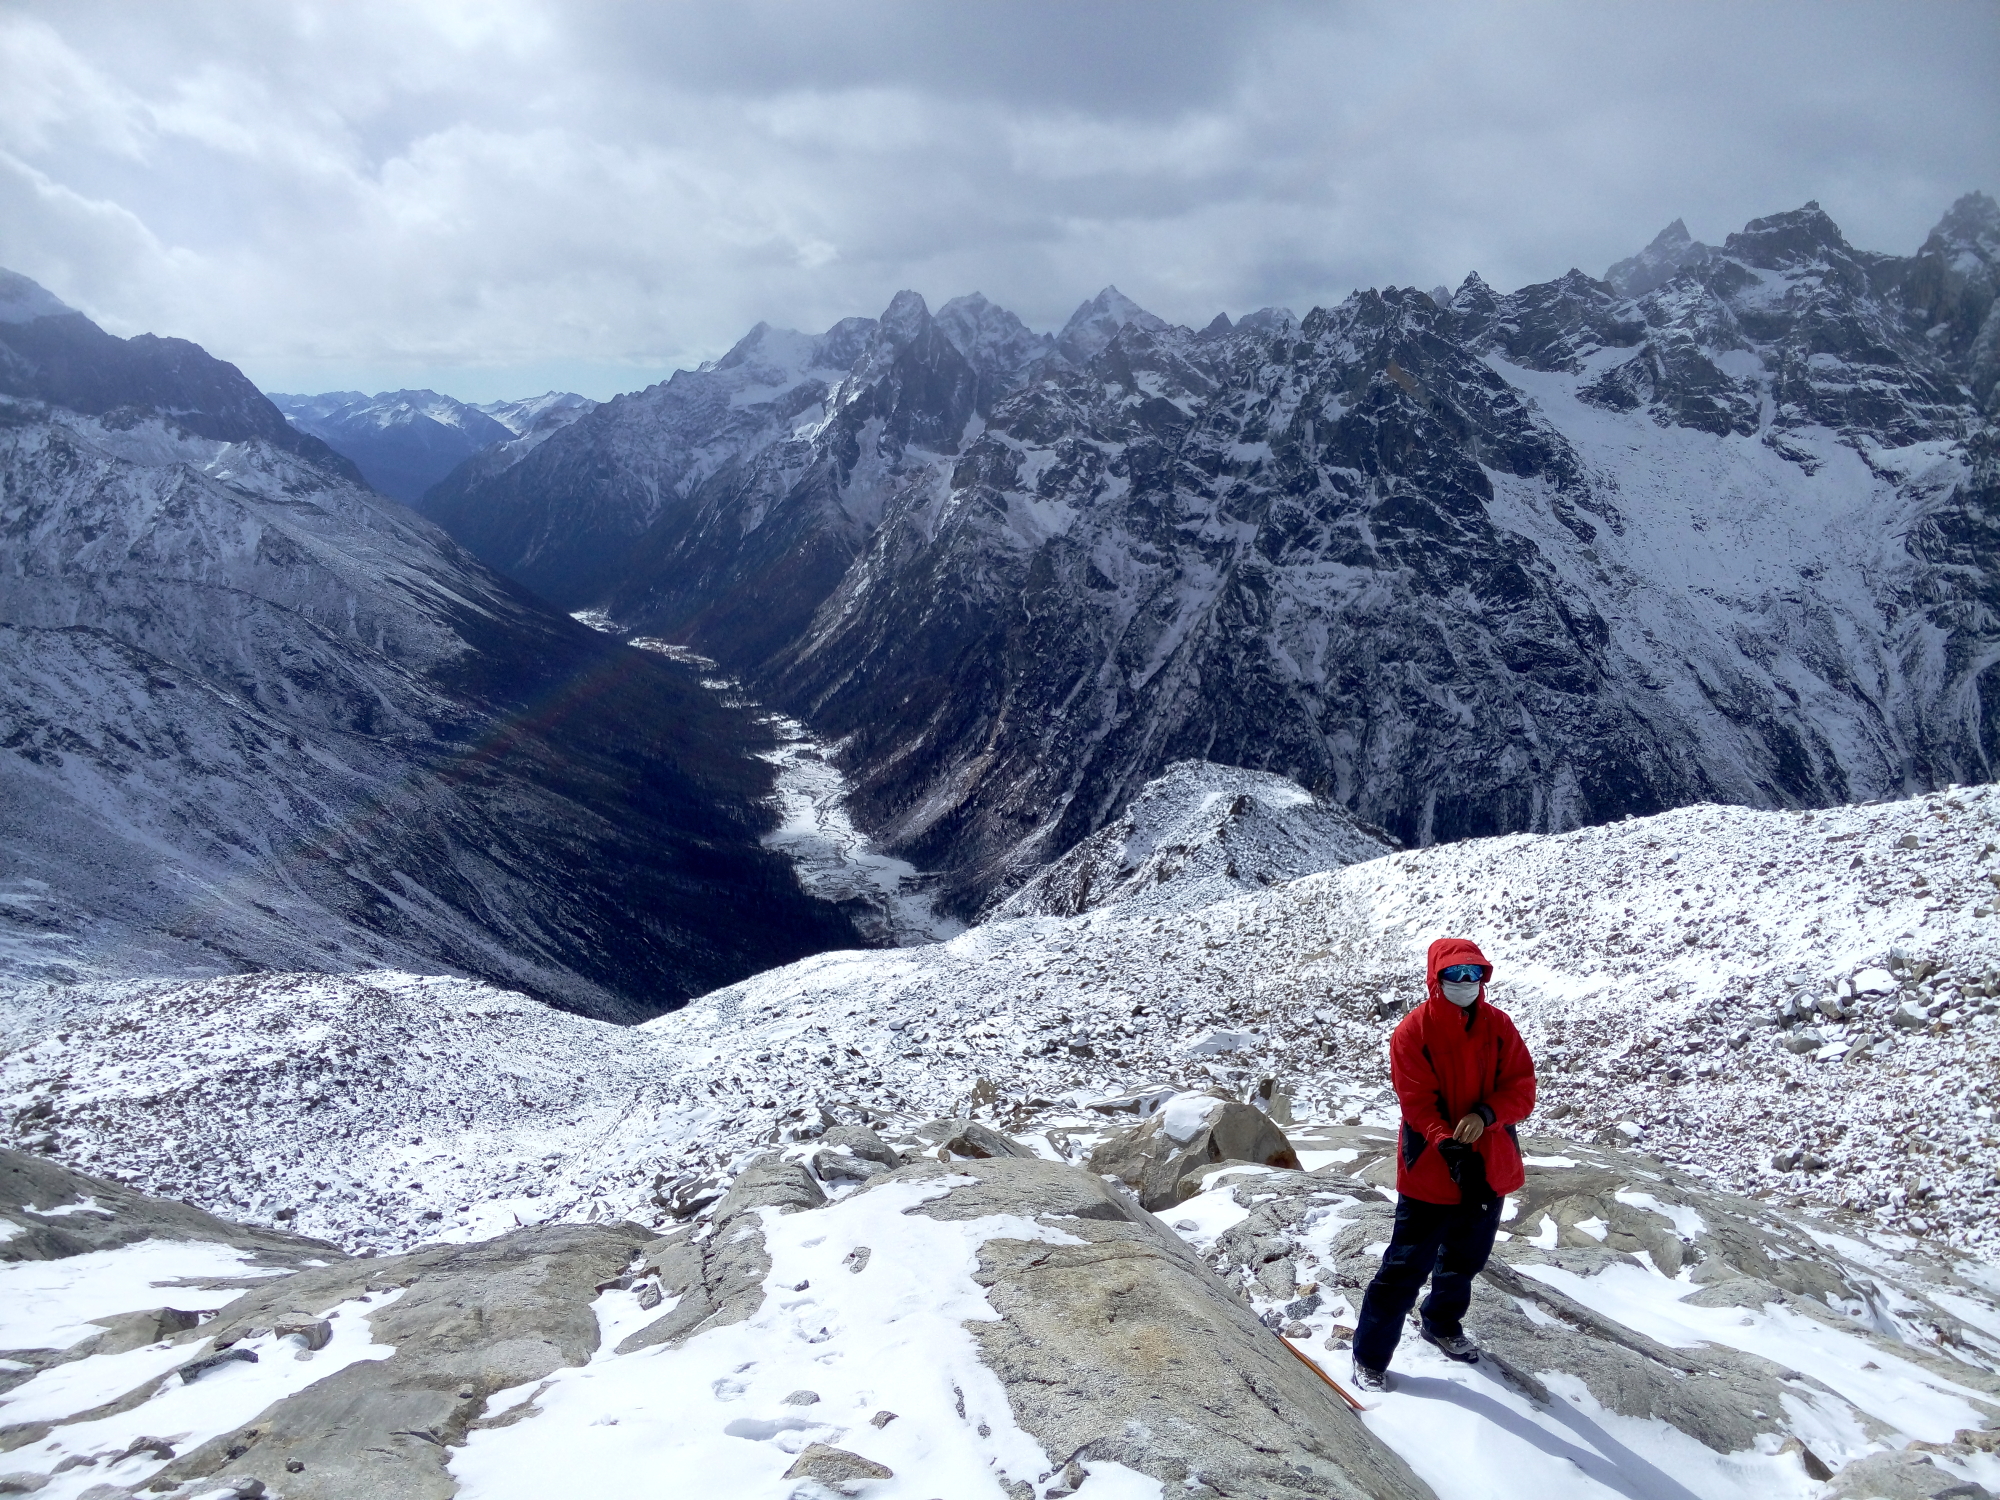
[1425,936,1493,1005]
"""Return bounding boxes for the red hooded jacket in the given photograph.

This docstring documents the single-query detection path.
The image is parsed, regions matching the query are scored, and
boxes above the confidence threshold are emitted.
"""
[1389,938,1536,1205]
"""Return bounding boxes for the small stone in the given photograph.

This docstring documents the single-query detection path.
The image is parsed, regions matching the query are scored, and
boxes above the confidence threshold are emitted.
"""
[783,1389,821,1405]
[180,1346,258,1382]
[1283,1321,1313,1338]
[285,1459,305,1474]
[458,1386,476,1399]
[636,1281,662,1309]
[870,1410,898,1428]
[113,1438,176,1465]
[782,1442,894,1486]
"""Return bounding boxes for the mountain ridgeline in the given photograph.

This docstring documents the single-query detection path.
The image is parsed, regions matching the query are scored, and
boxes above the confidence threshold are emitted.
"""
[0,273,856,1020]
[270,388,596,504]
[417,194,2000,918]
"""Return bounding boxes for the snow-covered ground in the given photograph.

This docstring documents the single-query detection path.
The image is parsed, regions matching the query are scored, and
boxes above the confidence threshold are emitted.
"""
[3,783,1996,1261]
[5,1131,1997,1500]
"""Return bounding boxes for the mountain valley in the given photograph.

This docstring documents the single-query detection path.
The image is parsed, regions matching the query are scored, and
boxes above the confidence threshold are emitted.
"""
[414,195,2000,921]
[0,278,856,1021]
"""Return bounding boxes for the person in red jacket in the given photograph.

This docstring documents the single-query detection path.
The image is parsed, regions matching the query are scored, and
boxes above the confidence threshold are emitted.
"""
[1351,937,1536,1391]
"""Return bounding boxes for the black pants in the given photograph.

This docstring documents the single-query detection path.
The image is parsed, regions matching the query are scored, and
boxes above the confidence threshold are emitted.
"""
[1351,1193,1504,1370]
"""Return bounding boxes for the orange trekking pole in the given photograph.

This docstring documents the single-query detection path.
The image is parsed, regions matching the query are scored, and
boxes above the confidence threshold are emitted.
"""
[1279,1335,1370,1413]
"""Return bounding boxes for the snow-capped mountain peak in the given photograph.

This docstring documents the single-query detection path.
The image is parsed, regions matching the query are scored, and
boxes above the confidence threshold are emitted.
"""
[1603,216,1714,297]
[474,389,596,436]
[269,387,586,503]
[935,291,1054,408]
[876,287,932,345]
[1720,198,1864,274]
[1056,283,1170,363]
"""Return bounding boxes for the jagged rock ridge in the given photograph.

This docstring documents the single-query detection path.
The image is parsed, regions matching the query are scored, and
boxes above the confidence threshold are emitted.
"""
[423,194,2000,917]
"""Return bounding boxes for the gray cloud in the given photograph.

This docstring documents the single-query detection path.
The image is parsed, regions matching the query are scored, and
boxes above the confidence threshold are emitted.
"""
[1,0,1993,401]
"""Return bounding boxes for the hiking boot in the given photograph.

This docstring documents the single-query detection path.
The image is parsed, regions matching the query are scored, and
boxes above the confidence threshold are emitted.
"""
[1419,1324,1480,1363]
[1351,1361,1391,1393]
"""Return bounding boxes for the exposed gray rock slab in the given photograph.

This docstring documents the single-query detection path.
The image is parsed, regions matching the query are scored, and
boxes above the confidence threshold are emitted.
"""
[0,1148,341,1266]
[815,1125,904,1168]
[906,1118,1039,1160]
[879,1155,1436,1500]
[144,1221,646,1500]
[1828,1447,1996,1499]
[616,1152,825,1356]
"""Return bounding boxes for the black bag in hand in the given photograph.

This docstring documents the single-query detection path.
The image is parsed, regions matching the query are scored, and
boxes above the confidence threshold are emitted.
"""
[1438,1138,1496,1208]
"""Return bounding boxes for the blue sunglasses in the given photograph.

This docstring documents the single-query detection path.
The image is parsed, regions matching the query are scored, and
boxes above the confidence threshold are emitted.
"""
[1439,964,1487,984]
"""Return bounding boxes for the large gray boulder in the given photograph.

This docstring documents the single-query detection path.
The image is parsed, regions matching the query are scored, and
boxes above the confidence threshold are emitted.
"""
[1089,1094,1301,1209]
[878,1154,1435,1500]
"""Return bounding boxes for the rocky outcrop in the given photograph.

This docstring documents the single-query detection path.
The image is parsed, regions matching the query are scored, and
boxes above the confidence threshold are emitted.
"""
[614,1154,824,1355]
[146,1222,647,1499]
[1,1149,339,1267]
[990,760,1397,920]
[889,1154,1435,1500]
[4,1123,1998,1498]
[1089,1094,1302,1210]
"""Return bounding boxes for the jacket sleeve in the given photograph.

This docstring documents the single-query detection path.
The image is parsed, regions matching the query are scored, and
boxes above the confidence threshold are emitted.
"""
[1483,1013,1538,1127]
[1390,1016,1457,1146]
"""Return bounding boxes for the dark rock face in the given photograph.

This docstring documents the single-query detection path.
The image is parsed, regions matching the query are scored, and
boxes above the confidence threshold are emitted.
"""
[423,199,2000,917]
[0,304,360,483]
[0,281,858,1018]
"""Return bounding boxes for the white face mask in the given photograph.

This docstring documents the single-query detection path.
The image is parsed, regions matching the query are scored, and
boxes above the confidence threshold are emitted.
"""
[1440,979,1481,1007]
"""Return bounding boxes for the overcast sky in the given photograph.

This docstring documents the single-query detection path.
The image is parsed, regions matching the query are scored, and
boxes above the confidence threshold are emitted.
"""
[2,1,1994,403]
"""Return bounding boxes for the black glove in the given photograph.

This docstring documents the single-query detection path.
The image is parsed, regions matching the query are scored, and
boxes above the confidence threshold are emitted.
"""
[1438,1139,1496,1208]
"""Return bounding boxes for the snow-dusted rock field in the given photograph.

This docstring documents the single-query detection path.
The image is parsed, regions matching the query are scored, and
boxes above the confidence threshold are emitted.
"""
[4,781,1997,1261]
[4,1107,1998,1499]
[4,779,2000,1499]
